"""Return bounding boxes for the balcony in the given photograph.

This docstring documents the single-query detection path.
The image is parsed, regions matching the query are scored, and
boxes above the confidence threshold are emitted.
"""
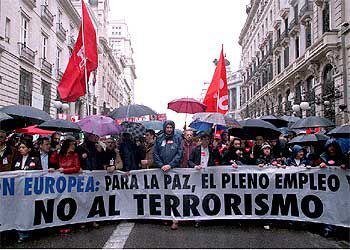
[41,5,54,28]
[56,69,63,81]
[18,43,36,65]
[22,0,36,9]
[273,37,282,53]
[68,36,75,49]
[299,1,313,25]
[281,30,290,46]
[41,58,52,76]
[279,8,290,19]
[56,23,67,42]
[289,18,300,36]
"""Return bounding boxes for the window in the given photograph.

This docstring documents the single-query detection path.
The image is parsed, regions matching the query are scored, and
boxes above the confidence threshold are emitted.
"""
[295,36,300,58]
[277,28,281,40]
[294,4,298,20]
[284,17,288,31]
[19,68,33,106]
[322,2,330,33]
[284,46,289,68]
[294,82,302,105]
[41,34,48,59]
[21,16,29,45]
[305,22,312,48]
[56,47,62,71]
[5,18,11,42]
[277,55,281,74]
[42,80,51,113]
[58,9,62,24]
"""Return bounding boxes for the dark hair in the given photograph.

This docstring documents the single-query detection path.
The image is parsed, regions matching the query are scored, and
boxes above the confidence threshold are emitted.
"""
[59,139,75,156]
[18,139,33,150]
[38,137,50,145]
[199,132,211,139]
[145,129,156,137]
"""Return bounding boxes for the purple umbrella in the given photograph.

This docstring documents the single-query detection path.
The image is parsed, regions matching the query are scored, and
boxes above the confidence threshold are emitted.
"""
[76,115,123,136]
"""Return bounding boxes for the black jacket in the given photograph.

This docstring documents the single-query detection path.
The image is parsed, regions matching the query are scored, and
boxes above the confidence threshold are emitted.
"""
[76,141,105,171]
[188,146,220,168]
[221,149,246,165]
[120,141,141,171]
[12,154,42,171]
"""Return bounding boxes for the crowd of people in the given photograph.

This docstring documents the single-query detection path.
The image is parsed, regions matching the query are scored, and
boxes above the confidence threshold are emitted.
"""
[0,120,349,242]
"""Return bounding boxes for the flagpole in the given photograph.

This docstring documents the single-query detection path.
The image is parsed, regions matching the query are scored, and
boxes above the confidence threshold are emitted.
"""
[81,0,90,117]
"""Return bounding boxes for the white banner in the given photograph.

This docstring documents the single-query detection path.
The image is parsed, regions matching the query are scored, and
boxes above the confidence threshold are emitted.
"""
[0,166,349,231]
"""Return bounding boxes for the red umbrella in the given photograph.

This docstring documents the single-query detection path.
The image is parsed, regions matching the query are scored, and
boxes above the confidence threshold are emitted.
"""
[168,98,207,114]
[15,125,55,135]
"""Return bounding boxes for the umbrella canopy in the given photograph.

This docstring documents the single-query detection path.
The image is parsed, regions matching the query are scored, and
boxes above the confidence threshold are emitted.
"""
[261,115,289,128]
[0,111,18,131]
[0,105,52,125]
[15,125,54,135]
[281,115,301,123]
[229,119,281,140]
[140,120,164,131]
[76,115,123,137]
[38,119,81,133]
[121,121,146,138]
[288,134,330,145]
[327,124,350,138]
[192,112,241,128]
[291,116,335,129]
[168,98,207,114]
[109,104,157,119]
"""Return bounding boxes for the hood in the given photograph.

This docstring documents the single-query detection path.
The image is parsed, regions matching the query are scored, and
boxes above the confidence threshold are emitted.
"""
[324,139,342,156]
[163,120,175,139]
[291,145,304,158]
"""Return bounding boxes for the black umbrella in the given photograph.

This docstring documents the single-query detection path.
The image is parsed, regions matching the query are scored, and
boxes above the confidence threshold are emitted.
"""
[121,121,146,138]
[280,115,301,123]
[327,124,350,138]
[0,105,52,127]
[288,134,330,145]
[261,115,289,128]
[229,119,281,140]
[291,116,335,129]
[109,104,157,119]
[38,119,81,133]
[0,111,19,131]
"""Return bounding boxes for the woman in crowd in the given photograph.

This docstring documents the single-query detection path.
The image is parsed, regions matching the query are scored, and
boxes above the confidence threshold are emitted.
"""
[256,143,274,167]
[286,145,309,167]
[320,139,348,169]
[221,138,245,167]
[50,138,81,174]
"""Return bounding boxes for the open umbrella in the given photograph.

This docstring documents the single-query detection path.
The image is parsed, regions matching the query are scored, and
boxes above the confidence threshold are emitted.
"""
[38,119,81,133]
[288,134,330,145]
[327,124,350,138]
[140,120,164,131]
[77,115,123,137]
[291,116,335,129]
[0,105,52,125]
[121,121,146,138]
[15,125,54,136]
[0,111,18,131]
[229,119,281,140]
[192,112,241,128]
[109,104,157,119]
[281,115,301,123]
[261,115,289,128]
[168,98,206,114]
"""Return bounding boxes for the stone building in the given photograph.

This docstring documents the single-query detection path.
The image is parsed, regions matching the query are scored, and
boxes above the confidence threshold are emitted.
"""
[0,0,80,117]
[239,0,350,125]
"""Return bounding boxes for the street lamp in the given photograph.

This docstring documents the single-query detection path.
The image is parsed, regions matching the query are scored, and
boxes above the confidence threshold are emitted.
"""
[300,101,310,111]
[53,100,70,119]
[292,104,301,113]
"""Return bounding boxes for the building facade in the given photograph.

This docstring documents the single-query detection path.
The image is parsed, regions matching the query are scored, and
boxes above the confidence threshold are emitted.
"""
[227,70,243,120]
[0,0,80,117]
[108,19,137,105]
[239,0,350,125]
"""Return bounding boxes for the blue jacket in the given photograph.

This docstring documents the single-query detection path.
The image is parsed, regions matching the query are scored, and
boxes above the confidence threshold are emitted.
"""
[286,145,309,166]
[153,121,183,168]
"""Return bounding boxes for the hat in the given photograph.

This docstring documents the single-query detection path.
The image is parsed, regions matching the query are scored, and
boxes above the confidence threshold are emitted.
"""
[261,143,271,150]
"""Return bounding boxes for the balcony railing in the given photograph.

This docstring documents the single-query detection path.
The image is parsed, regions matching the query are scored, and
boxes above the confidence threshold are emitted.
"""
[56,23,66,41]
[299,1,313,24]
[18,42,35,65]
[41,58,52,76]
[41,5,54,28]
[23,0,36,9]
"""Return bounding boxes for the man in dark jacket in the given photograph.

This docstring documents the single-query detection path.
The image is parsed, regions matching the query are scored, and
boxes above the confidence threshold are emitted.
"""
[320,139,348,169]
[154,120,183,171]
[76,133,105,171]
[188,132,220,168]
[286,145,309,166]
[0,130,17,172]
[119,133,143,172]
[153,120,183,230]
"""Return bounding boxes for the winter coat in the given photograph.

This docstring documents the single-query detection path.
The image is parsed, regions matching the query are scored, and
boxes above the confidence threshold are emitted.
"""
[50,151,81,174]
[120,141,140,171]
[320,139,348,167]
[12,154,42,171]
[0,145,17,172]
[153,120,183,168]
[286,145,309,166]
[76,141,105,171]
[181,140,196,168]
[188,146,220,168]
[143,142,156,169]
[221,148,246,165]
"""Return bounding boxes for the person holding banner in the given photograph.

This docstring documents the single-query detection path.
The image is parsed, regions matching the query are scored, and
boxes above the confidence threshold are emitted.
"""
[285,145,309,167]
[141,129,156,169]
[221,138,246,167]
[255,143,279,168]
[153,120,183,230]
[0,130,17,172]
[50,138,81,174]
[320,139,348,170]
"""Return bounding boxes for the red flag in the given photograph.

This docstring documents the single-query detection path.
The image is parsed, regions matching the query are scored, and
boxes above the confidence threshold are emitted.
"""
[203,46,228,114]
[58,0,98,102]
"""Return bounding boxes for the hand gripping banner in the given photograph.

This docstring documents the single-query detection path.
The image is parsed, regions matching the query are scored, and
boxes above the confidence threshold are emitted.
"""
[0,166,349,231]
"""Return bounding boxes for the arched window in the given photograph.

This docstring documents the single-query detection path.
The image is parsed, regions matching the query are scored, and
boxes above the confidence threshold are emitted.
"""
[278,94,283,114]
[322,1,330,33]
[323,64,335,122]
[294,82,302,104]
[285,89,292,114]
[306,76,316,116]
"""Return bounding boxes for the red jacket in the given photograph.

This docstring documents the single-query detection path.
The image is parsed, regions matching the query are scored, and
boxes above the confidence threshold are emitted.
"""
[50,151,81,174]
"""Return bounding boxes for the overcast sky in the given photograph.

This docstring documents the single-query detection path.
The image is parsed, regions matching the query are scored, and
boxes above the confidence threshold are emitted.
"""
[109,0,250,128]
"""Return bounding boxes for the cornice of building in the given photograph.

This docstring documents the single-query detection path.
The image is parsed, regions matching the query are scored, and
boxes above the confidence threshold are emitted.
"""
[99,36,122,75]
[58,0,81,26]
[239,0,261,46]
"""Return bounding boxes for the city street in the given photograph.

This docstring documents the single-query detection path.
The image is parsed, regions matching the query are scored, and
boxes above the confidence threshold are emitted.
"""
[1,220,349,249]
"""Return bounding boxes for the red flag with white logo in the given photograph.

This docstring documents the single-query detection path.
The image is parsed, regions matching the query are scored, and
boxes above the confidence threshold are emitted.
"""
[203,46,228,114]
[58,0,98,102]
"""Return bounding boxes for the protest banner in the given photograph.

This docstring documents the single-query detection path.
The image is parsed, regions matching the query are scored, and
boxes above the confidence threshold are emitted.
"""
[0,166,349,231]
